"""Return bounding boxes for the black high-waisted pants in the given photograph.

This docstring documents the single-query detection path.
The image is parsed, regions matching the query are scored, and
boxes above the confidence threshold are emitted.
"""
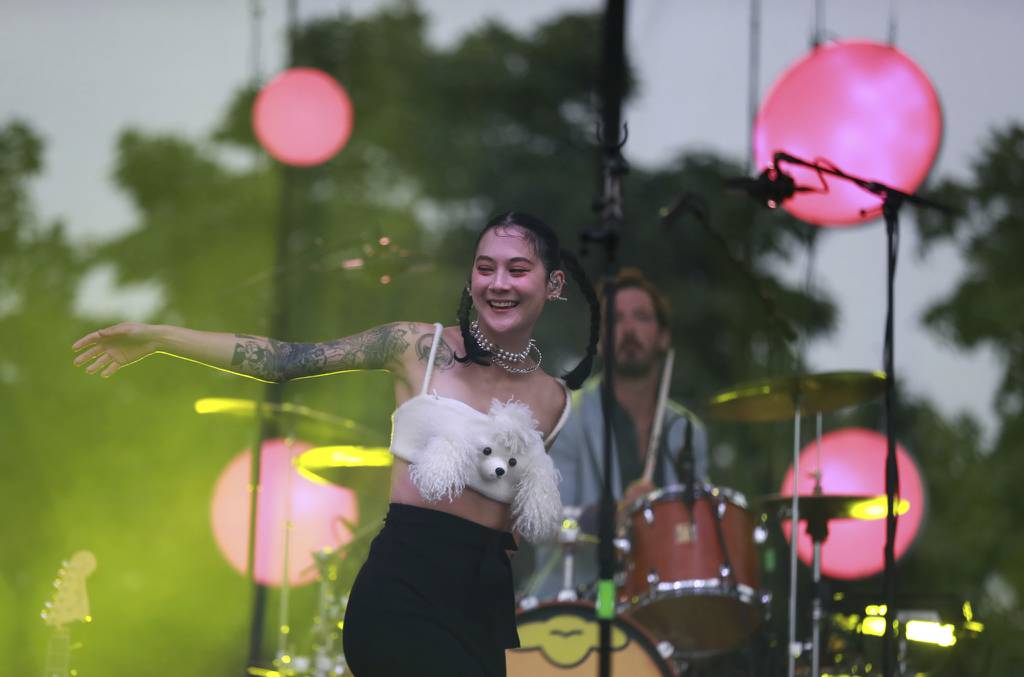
[342,503,519,676]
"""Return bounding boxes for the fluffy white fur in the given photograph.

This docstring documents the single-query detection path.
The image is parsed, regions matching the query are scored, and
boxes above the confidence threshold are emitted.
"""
[513,449,563,542]
[408,436,474,502]
[394,396,563,541]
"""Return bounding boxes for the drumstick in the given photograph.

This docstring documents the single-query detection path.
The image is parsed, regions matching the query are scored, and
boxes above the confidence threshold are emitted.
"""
[641,349,674,484]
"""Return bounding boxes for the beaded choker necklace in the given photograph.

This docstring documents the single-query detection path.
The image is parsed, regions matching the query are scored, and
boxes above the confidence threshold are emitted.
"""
[469,321,542,375]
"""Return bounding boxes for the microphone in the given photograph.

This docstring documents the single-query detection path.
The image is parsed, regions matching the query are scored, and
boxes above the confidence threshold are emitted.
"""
[724,165,798,208]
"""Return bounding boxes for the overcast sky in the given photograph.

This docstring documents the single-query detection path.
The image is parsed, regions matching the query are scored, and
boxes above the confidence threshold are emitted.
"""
[4,0,1022,438]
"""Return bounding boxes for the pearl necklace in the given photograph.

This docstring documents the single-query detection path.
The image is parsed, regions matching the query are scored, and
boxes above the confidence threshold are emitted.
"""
[469,321,542,375]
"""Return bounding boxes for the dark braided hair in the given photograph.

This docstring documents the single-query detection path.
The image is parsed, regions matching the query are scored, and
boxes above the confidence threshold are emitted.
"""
[456,211,600,390]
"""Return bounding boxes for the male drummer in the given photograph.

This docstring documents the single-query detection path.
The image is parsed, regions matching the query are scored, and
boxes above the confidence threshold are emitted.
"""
[523,268,710,599]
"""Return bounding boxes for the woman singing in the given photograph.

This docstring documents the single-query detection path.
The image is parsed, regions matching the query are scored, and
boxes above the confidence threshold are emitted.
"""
[72,211,600,676]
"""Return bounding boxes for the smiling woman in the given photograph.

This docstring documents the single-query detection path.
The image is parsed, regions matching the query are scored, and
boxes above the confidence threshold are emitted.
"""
[71,210,600,677]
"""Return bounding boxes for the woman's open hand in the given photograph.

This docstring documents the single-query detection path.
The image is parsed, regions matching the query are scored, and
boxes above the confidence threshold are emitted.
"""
[72,322,160,378]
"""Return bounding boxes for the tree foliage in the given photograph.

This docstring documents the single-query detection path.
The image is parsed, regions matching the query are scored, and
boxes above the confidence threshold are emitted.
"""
[911,122,1024,674]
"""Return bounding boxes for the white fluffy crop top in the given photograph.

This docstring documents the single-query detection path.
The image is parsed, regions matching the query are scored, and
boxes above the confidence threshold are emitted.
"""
[390,324,570,541]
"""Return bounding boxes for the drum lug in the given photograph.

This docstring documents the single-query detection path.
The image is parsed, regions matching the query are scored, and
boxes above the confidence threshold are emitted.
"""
[753,524,768,544]
[720,564,732,580]
[646,570,660,586]
[643,507,655,524]
[656,640,675,660]
[613,537,631,554]
[717,499,727,519]
[519,595,539,611]
[556,589,578,602]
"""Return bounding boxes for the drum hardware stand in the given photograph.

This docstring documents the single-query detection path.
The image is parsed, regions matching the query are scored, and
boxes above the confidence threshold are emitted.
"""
[558,506,584,602]
[787,391,803,677]
[310,547,349,676]
[810,413,825,677]
[273,438,298,675]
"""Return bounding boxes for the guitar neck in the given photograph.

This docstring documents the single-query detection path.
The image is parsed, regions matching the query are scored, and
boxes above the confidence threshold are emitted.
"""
[42,626,70,677]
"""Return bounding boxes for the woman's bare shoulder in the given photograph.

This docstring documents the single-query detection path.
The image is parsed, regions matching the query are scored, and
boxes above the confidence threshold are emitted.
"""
[530,370,569,414]
[404,323,461,373]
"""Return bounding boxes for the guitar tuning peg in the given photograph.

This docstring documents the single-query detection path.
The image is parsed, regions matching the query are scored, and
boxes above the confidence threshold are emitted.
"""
[40,611,48,619]
[44,601,53,609]
[53,579,62,588]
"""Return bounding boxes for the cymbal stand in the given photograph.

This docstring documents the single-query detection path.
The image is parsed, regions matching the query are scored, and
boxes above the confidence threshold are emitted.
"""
[810,412,824,677]
[787,395,802,677]
[275,437,297,672]
[311,548,347,676]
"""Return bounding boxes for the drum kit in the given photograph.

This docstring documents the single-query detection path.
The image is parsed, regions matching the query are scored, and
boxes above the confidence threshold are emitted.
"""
[215,369,973,677]
[509,370,897,676]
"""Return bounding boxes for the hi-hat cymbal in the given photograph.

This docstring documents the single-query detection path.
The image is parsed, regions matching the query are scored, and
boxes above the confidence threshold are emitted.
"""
[295,445,393,487]
[761,493,910,522]
[194,397,375,437]
[707,370,886,422]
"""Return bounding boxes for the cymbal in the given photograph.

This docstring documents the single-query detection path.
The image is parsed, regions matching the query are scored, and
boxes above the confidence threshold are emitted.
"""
[194,397,376,437]
[295,445,393,487]
[761,493,910,522]
[707,370,886,422]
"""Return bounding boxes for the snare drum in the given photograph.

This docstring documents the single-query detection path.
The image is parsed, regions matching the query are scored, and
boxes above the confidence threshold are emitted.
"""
[619,483,765,656]
[508,601,677,676]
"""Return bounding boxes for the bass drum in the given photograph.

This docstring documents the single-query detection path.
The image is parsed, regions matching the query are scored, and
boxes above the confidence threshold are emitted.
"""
[507,601,677,676]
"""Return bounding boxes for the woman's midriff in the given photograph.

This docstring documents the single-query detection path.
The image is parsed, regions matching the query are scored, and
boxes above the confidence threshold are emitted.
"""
[388,459,513,532]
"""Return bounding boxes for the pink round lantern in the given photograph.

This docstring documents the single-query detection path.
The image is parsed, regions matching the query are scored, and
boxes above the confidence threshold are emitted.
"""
[210,438,359,587]
[779,427,926,580]
[253,67,354,166]
[754,41,942,226]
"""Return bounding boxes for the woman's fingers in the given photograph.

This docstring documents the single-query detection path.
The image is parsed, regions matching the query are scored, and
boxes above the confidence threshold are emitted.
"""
[85,353,113,375]
[73,345,103,366]
[72,332,99,352]
[100,360,120,379]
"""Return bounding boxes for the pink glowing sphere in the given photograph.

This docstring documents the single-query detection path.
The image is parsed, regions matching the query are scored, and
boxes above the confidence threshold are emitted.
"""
[210,438,358,587]
[754,41,942,226]
[253,67,354,166]
[780,427,926,580]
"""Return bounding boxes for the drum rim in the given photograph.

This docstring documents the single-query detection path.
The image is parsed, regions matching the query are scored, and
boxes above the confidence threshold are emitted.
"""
[619,582,766,657]
[624,482,749,516]
[619,579,765,607]
[512,600,679,676]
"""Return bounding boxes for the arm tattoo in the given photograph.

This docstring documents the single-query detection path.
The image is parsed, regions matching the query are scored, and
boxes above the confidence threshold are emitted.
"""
[231,323,410,381]
[415,332,455,370]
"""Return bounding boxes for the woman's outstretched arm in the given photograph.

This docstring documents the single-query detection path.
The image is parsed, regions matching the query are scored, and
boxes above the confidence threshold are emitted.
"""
[72,321,422,382]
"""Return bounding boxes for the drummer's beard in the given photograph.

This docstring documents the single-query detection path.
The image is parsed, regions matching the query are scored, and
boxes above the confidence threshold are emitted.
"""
[613,337,663,379]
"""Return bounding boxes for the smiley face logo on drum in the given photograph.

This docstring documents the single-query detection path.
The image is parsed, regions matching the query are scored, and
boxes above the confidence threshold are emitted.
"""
[509,602,677,676]
[517,613,628,667]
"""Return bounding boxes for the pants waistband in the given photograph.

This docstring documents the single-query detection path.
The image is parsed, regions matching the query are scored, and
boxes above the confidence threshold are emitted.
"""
[384,503,517,551]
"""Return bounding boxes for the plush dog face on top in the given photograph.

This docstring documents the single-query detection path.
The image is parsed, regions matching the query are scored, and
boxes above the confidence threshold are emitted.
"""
[478,442,520,483]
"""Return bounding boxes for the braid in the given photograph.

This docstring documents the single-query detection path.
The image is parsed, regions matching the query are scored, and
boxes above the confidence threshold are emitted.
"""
[558,248,600,389]
[454,283,491,365]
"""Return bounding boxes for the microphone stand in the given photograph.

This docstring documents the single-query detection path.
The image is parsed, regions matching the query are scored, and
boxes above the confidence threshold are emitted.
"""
[674,416,696,523]
[771,152,952,677]
[579,2,627,677]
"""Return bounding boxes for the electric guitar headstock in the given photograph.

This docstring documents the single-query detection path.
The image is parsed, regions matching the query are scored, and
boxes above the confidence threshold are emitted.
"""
[40,550,96,677]
[41,550,96,629]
